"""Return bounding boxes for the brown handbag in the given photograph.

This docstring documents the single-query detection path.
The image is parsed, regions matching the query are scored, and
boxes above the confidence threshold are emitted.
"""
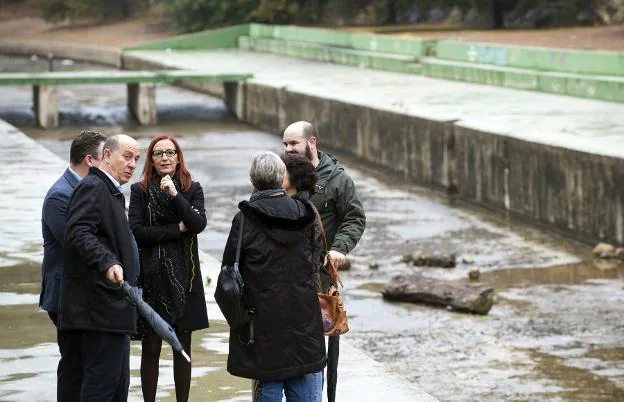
[316,215,349,336]
[318,282,349,336]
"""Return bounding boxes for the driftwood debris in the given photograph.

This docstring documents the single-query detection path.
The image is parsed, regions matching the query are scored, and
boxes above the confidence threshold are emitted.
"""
[401,251,456,268]
[381,273,494,315]
[593,242,624,259]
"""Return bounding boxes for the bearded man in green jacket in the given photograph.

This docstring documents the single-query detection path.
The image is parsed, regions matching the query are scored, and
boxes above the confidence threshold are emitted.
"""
[282,120,366,402]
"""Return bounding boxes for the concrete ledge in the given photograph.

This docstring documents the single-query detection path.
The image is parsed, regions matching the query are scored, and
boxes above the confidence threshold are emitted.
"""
[421,57,624,102]
[239,36,420,74]
[0,40,122,68]
[124,24,250,51]
[249,23,434,57]
[121,52,226,98]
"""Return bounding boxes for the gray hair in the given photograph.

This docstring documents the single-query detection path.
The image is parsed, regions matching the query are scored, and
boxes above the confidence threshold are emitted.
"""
[250,151,285,190]
[103,135,121,153]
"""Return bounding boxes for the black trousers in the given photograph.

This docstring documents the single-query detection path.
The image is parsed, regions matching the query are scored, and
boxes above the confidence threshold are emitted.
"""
[57,330,130,402]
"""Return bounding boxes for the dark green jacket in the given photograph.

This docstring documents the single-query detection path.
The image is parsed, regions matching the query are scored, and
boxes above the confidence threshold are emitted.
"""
[310,151,366,256]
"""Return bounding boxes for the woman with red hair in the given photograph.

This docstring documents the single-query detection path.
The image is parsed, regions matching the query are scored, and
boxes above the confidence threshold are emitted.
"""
[129,134,208,402]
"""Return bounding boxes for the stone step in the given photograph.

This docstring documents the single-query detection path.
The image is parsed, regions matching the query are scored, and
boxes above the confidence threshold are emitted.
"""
[421,57,624,103]
[239,36,419,74]
[435,39,624,77]
[249,23,434,57]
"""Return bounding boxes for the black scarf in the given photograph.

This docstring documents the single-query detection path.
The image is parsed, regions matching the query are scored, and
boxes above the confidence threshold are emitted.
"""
[142,178,194,325]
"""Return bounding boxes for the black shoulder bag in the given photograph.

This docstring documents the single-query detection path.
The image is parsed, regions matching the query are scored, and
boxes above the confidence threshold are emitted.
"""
[214,214,255,344]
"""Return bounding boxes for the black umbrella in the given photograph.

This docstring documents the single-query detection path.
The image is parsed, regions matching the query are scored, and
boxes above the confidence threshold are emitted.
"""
[121,281,190,363]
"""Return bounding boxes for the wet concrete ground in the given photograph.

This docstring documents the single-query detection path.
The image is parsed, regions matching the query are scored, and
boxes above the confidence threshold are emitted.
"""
[1,59,623,400]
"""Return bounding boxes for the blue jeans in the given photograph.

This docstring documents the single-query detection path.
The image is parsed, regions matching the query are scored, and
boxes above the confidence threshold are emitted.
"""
[254,371,323,402]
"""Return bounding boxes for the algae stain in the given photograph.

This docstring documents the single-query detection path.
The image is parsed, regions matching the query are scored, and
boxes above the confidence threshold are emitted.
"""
[0,261,41,294]
[0,304,55,349]
[128,321,250,402]
[524,349,624,401]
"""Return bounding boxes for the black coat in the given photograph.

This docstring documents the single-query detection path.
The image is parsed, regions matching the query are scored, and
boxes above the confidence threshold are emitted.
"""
[222,191,326,381]
[59,167,138,333]
[128,181,209,331]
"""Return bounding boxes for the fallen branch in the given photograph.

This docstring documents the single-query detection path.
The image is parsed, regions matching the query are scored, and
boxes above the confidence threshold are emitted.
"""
[381,273,494,315]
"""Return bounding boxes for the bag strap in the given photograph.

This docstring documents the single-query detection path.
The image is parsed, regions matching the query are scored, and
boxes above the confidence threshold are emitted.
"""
[235,213,245,265]
[234,214,245,285]
[315,211,343,288]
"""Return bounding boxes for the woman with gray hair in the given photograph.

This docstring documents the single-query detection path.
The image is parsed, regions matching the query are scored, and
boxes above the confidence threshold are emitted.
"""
[222,151,326,401]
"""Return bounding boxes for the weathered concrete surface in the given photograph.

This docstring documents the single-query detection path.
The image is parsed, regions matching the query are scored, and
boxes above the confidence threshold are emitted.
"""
[33,85,58,129]
[120,50,624,244]
[0,119,437,402]
[127,83,157,125]
[0,120,65,266]
[0,40,122,68]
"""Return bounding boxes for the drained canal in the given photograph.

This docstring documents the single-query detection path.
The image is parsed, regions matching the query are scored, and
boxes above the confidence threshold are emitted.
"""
[1,55,623,401]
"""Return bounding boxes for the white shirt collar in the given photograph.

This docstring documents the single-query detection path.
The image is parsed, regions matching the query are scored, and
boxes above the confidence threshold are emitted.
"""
[100,169,122,191]
[68,166,82,182]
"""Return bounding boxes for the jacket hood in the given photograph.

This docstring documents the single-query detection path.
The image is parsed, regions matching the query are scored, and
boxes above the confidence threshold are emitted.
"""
[316,152,344,182]
[238,191,315,239]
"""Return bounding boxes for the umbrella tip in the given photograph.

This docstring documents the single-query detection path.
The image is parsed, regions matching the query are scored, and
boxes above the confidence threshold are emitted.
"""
[181,349,191,363]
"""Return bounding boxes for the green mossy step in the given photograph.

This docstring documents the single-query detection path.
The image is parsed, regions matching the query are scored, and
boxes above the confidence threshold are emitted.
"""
[239,36,419,74]
[421,57,624,103]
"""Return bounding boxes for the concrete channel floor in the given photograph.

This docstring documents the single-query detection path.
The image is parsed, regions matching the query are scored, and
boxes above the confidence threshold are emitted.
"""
[0,118,437,401]
[127,49,624,158]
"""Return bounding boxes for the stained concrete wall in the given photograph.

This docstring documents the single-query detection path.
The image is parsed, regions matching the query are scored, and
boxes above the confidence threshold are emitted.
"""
[230,81,624,245]
[0,40,122,68]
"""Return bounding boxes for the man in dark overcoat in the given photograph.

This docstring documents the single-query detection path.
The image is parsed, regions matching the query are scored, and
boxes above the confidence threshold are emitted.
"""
[59,134,141,401]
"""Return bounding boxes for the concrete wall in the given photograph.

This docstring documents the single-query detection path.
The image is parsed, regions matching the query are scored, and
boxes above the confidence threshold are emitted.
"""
[124,24,250,51]
[0,40,122,68]
[229,81,624,245]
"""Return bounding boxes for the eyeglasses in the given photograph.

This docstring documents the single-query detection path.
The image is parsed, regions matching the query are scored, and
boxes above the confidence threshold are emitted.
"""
[152,149,177,158]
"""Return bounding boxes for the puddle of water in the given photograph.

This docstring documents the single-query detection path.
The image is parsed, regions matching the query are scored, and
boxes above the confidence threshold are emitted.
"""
[524,349,624,401]
[0,320,251,402]
[480,261,624,290]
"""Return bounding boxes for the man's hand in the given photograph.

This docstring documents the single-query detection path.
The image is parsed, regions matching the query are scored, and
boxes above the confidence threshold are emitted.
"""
[106,264,124,284]
[179,221,187,232]
[324,250,347,269]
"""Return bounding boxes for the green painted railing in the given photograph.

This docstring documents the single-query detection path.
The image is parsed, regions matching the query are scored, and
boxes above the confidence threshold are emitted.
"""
[0,70,253,85]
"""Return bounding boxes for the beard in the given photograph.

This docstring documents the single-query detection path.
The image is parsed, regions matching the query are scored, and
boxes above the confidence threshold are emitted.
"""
[286,143,313,161]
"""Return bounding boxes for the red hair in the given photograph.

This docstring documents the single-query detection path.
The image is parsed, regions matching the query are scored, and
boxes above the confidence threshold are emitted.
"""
[139,134,192,192]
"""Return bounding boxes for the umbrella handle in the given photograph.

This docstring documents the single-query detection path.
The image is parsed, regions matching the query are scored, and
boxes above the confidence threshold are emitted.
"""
[180,349,191,363]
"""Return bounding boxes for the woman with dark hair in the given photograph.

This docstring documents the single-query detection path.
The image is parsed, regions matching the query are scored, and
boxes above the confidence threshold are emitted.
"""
[281,153,325,289]
[281,152,318,198]
[129,134,208,402]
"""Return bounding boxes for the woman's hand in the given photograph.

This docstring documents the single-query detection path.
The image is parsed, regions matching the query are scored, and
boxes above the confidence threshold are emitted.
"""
[160,174,178,197]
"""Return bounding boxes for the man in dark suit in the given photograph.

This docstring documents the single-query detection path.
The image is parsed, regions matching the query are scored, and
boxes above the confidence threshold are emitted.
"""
[40,129,107,325]
[59,134,141,402]
[40,129,106,401]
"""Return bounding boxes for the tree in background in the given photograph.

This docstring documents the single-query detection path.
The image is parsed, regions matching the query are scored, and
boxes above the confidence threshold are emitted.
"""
[36,0,624,31]
[38,0,151,22]
[162,0,256,32]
